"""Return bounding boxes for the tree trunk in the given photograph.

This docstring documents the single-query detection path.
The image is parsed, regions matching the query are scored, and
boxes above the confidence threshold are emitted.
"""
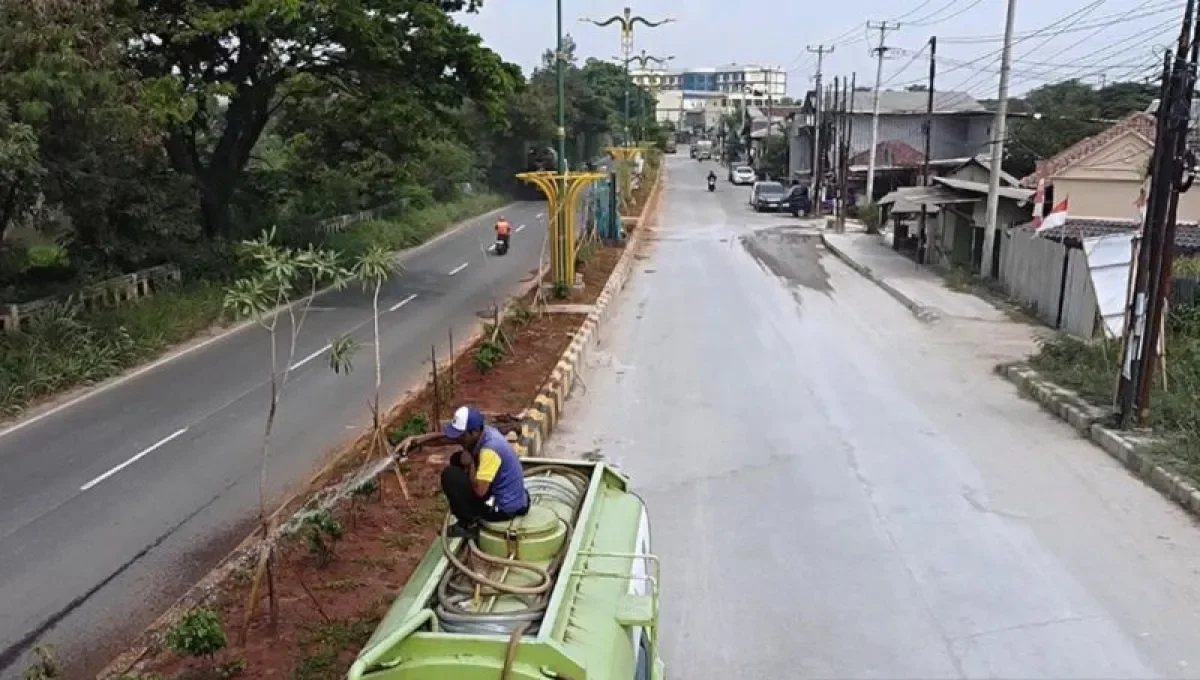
[198,178,234,240]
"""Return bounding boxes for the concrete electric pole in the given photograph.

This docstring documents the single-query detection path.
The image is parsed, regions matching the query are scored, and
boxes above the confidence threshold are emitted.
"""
[865,20,899,202]
[808,44,834,210]
[979,0,1017,279]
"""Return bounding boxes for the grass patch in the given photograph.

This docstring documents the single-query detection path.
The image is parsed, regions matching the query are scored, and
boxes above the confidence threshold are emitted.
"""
[0,283,228,417]
[1029,306,1200,484]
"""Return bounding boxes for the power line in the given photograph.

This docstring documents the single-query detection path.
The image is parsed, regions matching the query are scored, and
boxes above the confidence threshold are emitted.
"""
[908,0,989,26]
[937,0,1183,43]
[949,0,1109,93]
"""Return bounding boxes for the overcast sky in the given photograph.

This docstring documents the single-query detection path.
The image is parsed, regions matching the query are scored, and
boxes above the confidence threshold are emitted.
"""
[456,0,1186,99]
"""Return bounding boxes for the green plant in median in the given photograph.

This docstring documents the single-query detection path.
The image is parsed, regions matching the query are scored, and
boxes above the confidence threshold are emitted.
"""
[222,229,358,639]
[166,608,227,664]
[302,509,345,567]
[21,645,60,680]
[387,414,429,444]
[353,245,400,463]
[474,340,505,373]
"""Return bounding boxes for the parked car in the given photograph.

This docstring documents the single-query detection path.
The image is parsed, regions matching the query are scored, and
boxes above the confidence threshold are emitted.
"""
[782,184,812,216]
[750,181,786,212]
[730,165,756,185]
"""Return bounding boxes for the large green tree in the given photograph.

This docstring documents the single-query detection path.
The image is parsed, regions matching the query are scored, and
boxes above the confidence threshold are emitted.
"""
[1007,79,1158,178]
[122,0,516,238]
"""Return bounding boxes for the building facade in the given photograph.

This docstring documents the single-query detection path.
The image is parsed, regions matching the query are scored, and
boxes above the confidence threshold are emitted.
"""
[630,63,787,124]
[787,89,995,188]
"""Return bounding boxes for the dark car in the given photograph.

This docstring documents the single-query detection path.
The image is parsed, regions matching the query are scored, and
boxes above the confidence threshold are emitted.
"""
[751,181,786,212]
[782,185,812,216]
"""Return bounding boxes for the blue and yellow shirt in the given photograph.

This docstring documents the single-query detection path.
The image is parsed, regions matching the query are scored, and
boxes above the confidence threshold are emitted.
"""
[473,426,527,512]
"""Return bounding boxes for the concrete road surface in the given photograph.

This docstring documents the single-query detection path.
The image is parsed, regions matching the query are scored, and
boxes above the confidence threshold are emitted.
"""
[545,156,1200,679]
[0,202,551,677]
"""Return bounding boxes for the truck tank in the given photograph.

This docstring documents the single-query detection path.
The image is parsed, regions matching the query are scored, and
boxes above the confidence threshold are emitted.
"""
[347,459,662,680]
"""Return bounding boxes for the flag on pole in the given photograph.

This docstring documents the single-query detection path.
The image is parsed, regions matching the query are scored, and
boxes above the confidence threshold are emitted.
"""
[1135,178,1149,229]
[1035,197,1069,233]
[1031,178,1046,230]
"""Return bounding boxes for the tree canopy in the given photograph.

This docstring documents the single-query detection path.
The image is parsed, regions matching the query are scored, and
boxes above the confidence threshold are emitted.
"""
[1007,79,1158,177]
[0,4,651,298]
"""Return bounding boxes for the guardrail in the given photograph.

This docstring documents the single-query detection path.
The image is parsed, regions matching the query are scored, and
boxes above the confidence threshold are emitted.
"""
[0,263,181,333]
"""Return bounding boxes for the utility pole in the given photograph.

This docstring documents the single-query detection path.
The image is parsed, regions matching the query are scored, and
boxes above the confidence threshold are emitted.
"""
[865,20,899,202]
[808,45,834,210]
[839,73,857,230]
[1120,0,1200,427]
[829,76,840,214]
[979,0,1017,279]
[920,36,936,265]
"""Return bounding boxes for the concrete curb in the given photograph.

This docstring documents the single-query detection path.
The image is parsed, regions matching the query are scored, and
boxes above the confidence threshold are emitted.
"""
[994,361,1200,518]
[819,232,939,323]
[513,163,664,459]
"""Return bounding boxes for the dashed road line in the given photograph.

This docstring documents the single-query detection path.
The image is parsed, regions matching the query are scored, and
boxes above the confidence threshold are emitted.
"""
[448,262,469,276]
[290,344,331,371]
[80,428,189,491]
[389,293,417,312]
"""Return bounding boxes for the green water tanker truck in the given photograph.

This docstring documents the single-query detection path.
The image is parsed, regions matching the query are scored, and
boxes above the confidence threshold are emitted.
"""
[348,459,662,680]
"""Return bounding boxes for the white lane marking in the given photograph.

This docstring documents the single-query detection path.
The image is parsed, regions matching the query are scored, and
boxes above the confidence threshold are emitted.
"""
[81,428,188,491]
[448,262,469,276]
[537,212,545,218]
[388,293,417,312]
[515,224,526,233]
[290,344,331,371]
[0,205,525,443]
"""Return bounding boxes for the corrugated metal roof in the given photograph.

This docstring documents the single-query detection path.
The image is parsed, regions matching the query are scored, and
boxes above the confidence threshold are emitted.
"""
[849,90,985,115]
[878,185,975,210]
[932,176,1034,202]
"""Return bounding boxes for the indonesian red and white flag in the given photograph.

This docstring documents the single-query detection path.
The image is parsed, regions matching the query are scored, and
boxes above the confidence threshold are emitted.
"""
[1135,178,1149,229]
[1031,178,1046,230]
[1035,197,1069,233]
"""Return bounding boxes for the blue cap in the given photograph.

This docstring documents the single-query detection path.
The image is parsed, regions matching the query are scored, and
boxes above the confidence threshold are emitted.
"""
[443,405,485,439]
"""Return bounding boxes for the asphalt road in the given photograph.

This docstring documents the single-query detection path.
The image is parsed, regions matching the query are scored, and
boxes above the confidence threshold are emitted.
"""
[546,155,1200,678]
[0,201,552,677]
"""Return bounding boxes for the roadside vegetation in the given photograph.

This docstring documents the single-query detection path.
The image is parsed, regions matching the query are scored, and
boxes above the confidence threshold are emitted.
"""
[1030,303,1200,484]
[0,0,672,421]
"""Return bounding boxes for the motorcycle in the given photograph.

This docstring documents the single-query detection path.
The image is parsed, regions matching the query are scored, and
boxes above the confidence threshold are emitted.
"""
[494,236,510,256]
[707,177,716,192]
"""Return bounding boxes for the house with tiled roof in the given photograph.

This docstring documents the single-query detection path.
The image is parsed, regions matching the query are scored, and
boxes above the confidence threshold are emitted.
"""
[1016,112,1200,221]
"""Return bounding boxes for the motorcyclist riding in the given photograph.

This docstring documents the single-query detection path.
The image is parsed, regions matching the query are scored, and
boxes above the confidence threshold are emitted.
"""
[495,216,512,246]
[707,170,716,186]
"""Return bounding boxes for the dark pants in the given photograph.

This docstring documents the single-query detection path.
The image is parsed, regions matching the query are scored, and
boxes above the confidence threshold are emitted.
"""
[497,233,510,246]
[440,455,528,527]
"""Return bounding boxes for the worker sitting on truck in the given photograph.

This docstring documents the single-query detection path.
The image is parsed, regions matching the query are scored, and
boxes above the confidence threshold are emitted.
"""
[440,405,530,538]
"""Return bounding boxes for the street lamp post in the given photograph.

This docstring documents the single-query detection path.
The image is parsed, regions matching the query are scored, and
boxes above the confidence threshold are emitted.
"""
[615,50,674,143]
[581,7,675,146]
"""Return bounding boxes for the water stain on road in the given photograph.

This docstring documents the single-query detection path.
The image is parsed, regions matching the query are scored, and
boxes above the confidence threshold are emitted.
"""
[739,226,831,294]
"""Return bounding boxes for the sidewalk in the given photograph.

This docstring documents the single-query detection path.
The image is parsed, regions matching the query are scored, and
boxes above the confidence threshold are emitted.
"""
[822,226,1009,323]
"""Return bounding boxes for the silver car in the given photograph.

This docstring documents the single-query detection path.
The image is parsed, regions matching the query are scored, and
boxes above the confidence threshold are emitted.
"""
[730,165,756,185]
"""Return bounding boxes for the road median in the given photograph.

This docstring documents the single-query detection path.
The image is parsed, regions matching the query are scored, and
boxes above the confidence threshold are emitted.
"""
[97,166,664,680]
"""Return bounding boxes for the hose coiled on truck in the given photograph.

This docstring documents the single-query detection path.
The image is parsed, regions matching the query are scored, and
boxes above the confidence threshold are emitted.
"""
[434,465,590,635]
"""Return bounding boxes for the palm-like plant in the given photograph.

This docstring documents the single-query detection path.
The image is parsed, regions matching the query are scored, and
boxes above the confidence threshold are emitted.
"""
[352,246,400,465]
[223,228,357,639]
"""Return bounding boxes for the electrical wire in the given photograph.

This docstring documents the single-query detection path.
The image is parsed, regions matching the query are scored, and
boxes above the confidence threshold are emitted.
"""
[948,0,1109,94]
[907,0,989,27]
[881,43,931,87]
[936,0,1183,43]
